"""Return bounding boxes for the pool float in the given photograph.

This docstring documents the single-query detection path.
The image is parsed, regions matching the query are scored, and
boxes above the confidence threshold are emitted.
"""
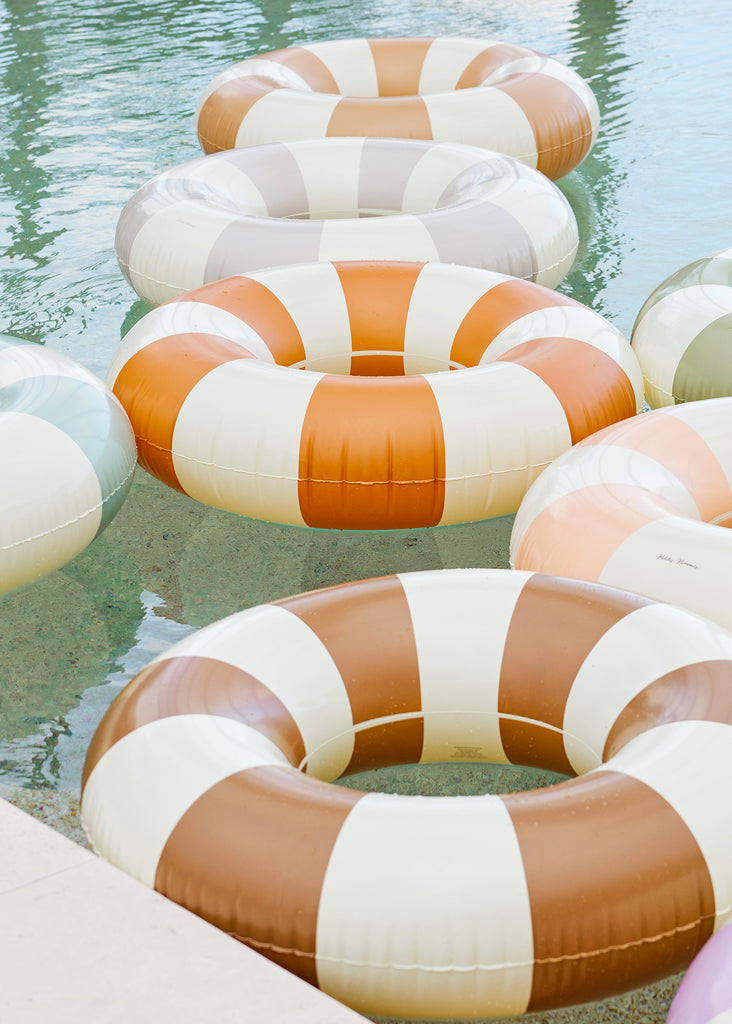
[81,567,732,1020]
[114,136,579,306]
[195,36,599,181]
[0,334,137,596]
[631,247,732,406]
[666,920,732,1024]
[510,397,732,632]
[107,260,643,530]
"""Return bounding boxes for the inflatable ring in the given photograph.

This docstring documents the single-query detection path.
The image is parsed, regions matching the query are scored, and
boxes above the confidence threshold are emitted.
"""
[81,567,732,1020]
[667,921,732,1024]
[510,397,732,632]
[107,260,643,530]
[631,247,732,406]
[195,35,600,181]
[114,137,579,306]
[0,334,137,596]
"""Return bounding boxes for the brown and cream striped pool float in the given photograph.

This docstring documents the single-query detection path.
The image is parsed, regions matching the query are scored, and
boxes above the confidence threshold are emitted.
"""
[511,397,732,632]
[107,260,643,530]
[195,36,600,182]
[114,136,579,306]
[81,567,732,1019]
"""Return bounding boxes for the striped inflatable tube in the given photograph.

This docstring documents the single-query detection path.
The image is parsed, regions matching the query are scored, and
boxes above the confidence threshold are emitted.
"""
[195,36,600,182]
[631,247,732,406]
[114,137,579,307]
[510,397,732,632]
[0,334,137,595]
[81,567,732,1020]
[666,921,732,1024]
[107,260,643,530]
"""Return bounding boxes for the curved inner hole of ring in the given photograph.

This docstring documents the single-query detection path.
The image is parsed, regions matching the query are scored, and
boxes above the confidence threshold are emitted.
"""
[336,761,569,798]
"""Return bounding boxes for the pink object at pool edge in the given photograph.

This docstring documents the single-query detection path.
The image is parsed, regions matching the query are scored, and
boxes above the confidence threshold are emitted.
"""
[667,921,732,1023]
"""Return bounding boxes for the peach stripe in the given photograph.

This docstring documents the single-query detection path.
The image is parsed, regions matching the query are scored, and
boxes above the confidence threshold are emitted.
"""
[456,43,535,88]
[326,95,433,139]
[298,375,446,528]
[369,37,434,96]
[269,46,340,93]
[197,77,279,154]
[112,333,252,490]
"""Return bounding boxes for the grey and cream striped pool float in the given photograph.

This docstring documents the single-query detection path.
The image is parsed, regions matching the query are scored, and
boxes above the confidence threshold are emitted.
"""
[631,247,732,406]
[82,567,732,1019]
[195,36,599,182]
[114,137,579,306]
[0,334,136,595]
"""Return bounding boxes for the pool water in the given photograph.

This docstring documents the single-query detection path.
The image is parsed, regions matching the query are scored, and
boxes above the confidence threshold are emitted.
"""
[1,1,730,1021]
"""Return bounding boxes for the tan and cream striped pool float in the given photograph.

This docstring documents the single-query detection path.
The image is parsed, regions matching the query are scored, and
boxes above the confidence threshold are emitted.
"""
[107,260,643,530]
[511,397,732,632]
[81,567,732,1019]
[195,36,600,182]
[114,137,579,306]
[631,247,732,406]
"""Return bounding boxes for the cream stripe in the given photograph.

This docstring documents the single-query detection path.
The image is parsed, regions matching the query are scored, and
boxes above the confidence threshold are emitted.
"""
[598,516,732,631]
[401,144,487,212]
[151,602,355,779]
[399,568,531,763]
[563,603,732,774]
[606,720,732,918]
[164,155,270,217]
[236,89,339,147]
[418,37,501,91]
[403,263,506,372]
[424,88,537,163]
[81,716,290,887]
[304,38,377,95]
[170,360,317,527]
[318,214,439,263]
[195,57,312,113]
[285,137,363,218]
[664,400,732,492]
[247,263,351,372]
[428,362,570,524]
[0,340,99,386]
[315,791,533,1019]
[633,285,732,407]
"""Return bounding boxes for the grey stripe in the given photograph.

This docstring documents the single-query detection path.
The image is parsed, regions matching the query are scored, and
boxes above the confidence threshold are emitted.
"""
[224,144,309,218]
[358,138,436,213]
[420,202,538,280]
[204,217,324,279]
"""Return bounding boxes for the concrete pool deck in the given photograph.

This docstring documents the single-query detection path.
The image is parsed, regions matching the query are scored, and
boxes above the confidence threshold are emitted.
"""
[0,798,367,1023]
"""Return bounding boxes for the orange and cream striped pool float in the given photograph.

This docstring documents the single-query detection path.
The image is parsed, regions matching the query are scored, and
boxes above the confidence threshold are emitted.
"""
[195,36,600,181]
[81,567,732,1019]
[114,137,579,307]
[107,260,643,530]
[511,397,732,632]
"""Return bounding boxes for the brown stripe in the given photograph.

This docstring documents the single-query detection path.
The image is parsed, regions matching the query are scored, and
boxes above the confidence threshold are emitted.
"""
[498,336,637,443]
[368,37,434,96]
[297,375,446,528]
[504,770,715,1009]
[281,576,423,774]
[181,276,306,366]
[493,72,594,180]
[155,765,363,985]
[604,660,732,761]
[326,95,432,140]
[112,333,252,490]
[333,260,423,375]
[269,45,340,93]
[456,43,536,89]
[197,76,281,154]
[498,574,649,774]
[450,278,580,367]
[81,655,306,792]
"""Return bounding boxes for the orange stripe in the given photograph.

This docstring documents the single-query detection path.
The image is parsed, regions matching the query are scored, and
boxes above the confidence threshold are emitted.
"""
[498,574,647,775]
[498,337,637,443]
[333,260,423,375]
[585,413,732,522]
[368,37,434,96]
[269,45,340,93]
[298,375,445,528]
[505,770,715,1009]
[493,72,593,180]
[512,482,675,579]
[112,333,251,490]
[326,94,432,140]
[179,277,306,367]
[456,43,535,88]
[282,576,423,775]
[450,278,580,367]
[197,77,279,154]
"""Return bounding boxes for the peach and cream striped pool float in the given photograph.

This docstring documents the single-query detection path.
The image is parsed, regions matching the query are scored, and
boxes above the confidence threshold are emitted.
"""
[81,567,732,1019]
[631,247,732,406]
[114,137,579,307]
[511,397,732,632]
[195,36,600,182]
[0,334,136,595]
[107,260,643,530]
